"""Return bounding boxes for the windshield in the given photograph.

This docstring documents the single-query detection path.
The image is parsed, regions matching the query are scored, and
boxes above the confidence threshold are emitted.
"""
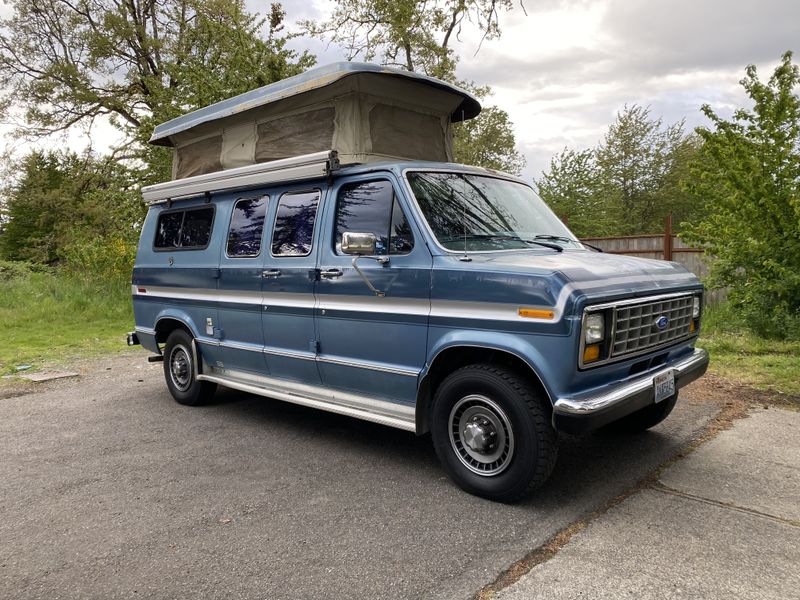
[406,171,583,252]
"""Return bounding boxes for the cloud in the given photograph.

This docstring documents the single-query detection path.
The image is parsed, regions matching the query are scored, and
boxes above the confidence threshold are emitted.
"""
[449,0,799,179]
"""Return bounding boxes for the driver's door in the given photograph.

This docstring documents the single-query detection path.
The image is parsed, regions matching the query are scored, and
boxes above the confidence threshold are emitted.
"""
[315,176,432,405]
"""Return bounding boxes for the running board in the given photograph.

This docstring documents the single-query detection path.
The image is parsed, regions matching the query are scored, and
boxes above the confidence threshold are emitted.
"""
[196,369,417,433]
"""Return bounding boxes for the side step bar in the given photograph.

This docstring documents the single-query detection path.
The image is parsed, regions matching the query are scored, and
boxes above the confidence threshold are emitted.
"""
[195,368,417,433]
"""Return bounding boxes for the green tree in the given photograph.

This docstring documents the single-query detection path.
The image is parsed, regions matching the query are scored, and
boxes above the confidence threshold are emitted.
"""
[534,148,611,237]
[595,105,696,234]
[0,0,314,182]
[0,150,145,273]
[302,0,518,79]
[535,105,700,236]
[303,0,526,174]
[452,102,525,175]
[682,52,800,338]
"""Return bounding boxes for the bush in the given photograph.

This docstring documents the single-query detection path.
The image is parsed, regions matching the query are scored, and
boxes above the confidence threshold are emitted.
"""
[59,231,137,281]
[0,259,52,279]
[682,52,800,339]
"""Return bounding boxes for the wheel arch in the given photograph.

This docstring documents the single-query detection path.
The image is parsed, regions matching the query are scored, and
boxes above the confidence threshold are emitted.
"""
[415,340,554,435]
[154,312,198,346]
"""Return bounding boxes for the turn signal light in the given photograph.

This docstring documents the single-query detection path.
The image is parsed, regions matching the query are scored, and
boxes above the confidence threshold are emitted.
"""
[583,343,601,363]
[689,320,696,333]
[518,308,555,320]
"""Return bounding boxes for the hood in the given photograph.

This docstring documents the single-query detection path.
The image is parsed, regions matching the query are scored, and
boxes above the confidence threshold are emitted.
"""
[432,249,701,318]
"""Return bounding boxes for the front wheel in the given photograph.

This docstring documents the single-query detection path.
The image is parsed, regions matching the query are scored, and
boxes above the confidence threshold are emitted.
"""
[431,365,558,502]
[163,329,217,406]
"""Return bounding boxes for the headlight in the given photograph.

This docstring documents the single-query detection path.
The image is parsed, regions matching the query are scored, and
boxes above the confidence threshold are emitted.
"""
[692,296,701,318]
[584,313,605,344]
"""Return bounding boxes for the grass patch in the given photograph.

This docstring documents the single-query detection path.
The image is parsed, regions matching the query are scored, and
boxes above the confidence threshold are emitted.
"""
[0,265,133,374]
[697,302,800,396]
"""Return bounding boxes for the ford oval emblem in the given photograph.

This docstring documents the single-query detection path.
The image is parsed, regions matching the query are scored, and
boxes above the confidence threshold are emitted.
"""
[654,316,669,331]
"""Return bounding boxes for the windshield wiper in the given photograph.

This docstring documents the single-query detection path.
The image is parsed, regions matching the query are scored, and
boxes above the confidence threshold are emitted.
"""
[534,234,603,252]
[476,234,565,252]
[533,234,573,243]
[521,238,564,252]
[441,233,563,252]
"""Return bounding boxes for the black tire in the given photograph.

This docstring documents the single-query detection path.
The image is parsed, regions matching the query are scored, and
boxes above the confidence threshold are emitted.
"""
[608,394,678,433]
[163,329,216,406]
[430,365,558,503]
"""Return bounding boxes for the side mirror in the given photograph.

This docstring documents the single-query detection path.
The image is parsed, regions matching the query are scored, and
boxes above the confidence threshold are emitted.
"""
[341,231,377,255]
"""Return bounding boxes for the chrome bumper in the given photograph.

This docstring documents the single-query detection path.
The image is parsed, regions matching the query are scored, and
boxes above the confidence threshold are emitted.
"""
[552,348,709,434]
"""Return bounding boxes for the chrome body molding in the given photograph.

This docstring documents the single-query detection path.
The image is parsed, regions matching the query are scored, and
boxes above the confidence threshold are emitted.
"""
[430,299,558,322]
[552,348,709,431]
[135,326,157,336]
[132,285,559,323]
[316,354,418,377]
[196,339,418,375]
[263,346,316,361]
[581,290,701,312]
[196,367,416,432]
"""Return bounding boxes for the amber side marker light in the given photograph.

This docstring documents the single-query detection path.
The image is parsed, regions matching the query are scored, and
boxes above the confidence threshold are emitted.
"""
[518,308,555,319]
[583,344,601,363]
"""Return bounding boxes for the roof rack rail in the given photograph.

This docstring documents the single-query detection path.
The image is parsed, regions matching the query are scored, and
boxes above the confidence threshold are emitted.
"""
[141,150,341,205]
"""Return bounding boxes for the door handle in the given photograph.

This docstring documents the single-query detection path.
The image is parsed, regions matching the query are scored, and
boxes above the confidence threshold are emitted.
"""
[261,269,282,278]
[320,268,344,279]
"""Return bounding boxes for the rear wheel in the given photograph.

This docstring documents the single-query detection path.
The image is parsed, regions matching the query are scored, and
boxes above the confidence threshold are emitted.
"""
[163,329,216,406]
[431,365,558,502]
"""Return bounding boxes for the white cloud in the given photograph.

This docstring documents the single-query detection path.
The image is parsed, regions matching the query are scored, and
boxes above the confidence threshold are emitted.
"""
[450,0,800,179]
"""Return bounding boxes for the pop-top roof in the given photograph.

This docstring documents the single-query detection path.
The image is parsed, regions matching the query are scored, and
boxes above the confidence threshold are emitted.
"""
[149,62,481,147]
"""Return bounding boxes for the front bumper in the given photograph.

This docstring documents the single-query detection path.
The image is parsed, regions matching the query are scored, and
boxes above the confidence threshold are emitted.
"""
[552,348,709,434]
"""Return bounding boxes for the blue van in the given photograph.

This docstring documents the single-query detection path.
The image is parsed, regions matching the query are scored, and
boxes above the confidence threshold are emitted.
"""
[128,64,708,502]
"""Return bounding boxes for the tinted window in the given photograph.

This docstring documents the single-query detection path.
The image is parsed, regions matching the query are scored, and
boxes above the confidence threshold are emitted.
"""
[335,181,414,255]
[272,191,320,257]
[180,208,214,248]
[154,207,214,250]
[227,196,268,257]
[155,211,183,248]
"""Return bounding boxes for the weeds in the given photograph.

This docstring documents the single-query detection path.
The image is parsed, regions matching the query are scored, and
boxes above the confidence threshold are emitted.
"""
[0,263,132,374]
[698,303,800,396]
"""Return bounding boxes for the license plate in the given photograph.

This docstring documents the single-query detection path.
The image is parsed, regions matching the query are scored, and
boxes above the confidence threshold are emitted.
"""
[654,371,675,403]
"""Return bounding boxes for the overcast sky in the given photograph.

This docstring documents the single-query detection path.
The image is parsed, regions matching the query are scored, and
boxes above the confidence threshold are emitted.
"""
[279,0,800,180]
[2,0,798,182]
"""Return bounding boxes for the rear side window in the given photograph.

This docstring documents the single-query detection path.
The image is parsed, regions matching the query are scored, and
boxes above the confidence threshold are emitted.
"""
[335,180,414,255]
[272,191,320,257]
[227,196,269,257]
[154,207,214,250]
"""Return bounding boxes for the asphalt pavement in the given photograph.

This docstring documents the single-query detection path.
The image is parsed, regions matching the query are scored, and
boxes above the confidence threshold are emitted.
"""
[1,352,727,599]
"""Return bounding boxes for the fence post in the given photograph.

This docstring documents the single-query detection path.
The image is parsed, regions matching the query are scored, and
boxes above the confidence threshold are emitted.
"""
[664,214,673,261]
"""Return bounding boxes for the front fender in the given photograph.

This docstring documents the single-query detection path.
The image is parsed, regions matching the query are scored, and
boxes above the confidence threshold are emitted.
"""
[424,330,557,405]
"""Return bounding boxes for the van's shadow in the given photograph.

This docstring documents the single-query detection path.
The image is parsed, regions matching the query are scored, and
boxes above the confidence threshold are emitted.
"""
[201,386,711,509]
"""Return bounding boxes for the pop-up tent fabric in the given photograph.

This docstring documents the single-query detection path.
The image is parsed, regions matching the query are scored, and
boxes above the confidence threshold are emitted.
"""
[149,62,481,179]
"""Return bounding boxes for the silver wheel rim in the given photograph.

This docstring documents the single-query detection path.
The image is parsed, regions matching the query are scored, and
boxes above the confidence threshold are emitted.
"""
[449,394,514,476]
[169,344,192,392]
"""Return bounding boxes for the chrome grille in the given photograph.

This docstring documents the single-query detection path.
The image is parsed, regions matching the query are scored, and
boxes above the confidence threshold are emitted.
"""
[612,295,694,357]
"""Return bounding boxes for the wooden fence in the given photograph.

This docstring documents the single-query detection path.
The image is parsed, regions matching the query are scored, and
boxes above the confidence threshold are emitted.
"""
[580,216,725,304]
